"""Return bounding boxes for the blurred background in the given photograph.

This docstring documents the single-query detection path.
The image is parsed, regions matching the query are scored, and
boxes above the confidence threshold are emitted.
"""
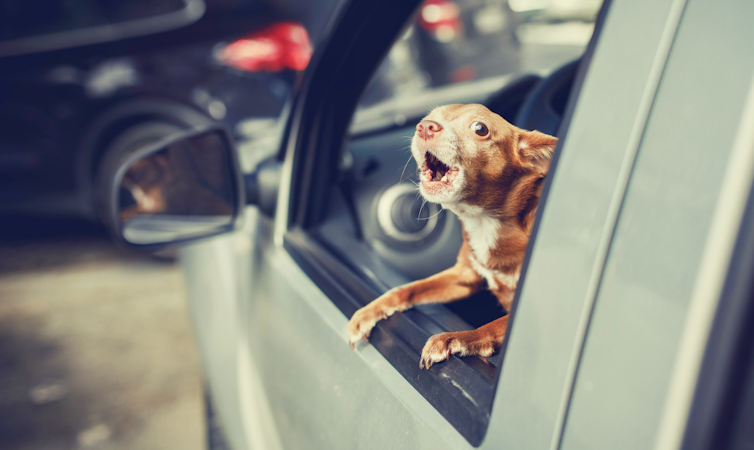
[0,0,598,448]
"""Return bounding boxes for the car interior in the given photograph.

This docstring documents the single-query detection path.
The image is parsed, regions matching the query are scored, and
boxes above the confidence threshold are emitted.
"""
[312,54,582,344]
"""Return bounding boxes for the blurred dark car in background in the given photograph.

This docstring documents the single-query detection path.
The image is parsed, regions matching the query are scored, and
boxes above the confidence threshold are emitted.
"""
[0,0,596,229]
[0,0,314,224]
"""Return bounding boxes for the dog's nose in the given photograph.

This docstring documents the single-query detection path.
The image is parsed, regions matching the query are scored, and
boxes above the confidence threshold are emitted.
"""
[416,120,442,140]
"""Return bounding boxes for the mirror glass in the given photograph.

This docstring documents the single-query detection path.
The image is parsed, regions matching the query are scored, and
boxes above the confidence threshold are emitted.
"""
[117,129,238,245]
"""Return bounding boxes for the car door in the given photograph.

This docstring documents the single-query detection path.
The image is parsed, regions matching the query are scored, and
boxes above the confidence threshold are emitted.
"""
[558,1,754,449]
[176,0,720,449]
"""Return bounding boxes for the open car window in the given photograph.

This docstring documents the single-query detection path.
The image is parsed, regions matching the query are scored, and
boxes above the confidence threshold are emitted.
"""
[284,0,605,445]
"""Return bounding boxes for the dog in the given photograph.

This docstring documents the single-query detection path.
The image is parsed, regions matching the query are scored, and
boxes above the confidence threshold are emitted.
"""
[347,103,558,369]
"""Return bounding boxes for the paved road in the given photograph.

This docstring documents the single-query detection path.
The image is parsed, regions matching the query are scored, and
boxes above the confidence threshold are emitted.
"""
[0,217,205,450]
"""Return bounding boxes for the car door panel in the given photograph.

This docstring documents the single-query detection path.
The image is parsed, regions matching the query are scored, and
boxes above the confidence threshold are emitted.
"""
[561,1,754,449]
[182,222,262,450]
[249,211,467,450]
[483,0,677,448]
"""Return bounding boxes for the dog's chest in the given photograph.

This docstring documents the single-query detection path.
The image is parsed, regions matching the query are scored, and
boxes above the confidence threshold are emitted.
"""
[469,255,519,292]
[451,207,519,290]
[457,211,499,266]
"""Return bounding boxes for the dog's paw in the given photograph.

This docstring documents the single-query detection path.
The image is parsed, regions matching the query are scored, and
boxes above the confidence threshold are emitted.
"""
[347,303,391,349]
[419,330,497,369]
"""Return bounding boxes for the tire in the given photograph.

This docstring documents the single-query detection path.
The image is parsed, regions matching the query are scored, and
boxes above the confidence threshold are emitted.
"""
[204,388,232,450]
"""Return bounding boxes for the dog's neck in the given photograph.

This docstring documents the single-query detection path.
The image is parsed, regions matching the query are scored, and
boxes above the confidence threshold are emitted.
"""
[445,189,541,276]
[446,203,500,264]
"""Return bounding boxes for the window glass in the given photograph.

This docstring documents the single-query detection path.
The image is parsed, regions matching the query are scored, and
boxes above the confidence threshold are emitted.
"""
[0,0,188,42]
[358,0,601,110]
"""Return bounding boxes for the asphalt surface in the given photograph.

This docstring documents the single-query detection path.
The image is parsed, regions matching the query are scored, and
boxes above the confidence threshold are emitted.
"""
[0,217,205,450]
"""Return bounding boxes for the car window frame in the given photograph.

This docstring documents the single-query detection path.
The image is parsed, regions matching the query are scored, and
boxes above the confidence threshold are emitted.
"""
[278,0,612,445]
[678,90,754,450]
[680,175,754,450]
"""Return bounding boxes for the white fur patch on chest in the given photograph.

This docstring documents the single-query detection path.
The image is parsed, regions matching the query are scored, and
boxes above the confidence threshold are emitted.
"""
[469,255,499,290]
[447,204,521,291]
[469,253,520,291]
[452,205,500,266]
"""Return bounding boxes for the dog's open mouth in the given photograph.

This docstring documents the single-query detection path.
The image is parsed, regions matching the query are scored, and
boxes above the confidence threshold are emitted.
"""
[422,151,459,187]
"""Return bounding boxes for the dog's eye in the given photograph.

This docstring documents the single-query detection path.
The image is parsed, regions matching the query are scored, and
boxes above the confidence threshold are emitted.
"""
[471,121,489,137]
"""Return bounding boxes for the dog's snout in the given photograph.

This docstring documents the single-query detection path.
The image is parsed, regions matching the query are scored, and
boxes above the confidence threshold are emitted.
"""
[416,120,443,140]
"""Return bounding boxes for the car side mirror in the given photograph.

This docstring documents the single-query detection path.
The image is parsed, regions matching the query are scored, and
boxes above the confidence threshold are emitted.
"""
[105,126,244,249]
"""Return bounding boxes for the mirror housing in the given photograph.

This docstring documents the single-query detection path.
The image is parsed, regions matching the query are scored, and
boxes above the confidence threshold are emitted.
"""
[104,125,244,250]
[244,157,281,217]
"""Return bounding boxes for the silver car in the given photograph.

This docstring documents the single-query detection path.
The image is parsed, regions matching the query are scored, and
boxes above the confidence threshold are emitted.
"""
[101,0,754,449]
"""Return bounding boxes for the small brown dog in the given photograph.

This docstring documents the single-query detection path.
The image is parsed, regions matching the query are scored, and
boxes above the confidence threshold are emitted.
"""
[347,103,558,369]
[120,154,173,222]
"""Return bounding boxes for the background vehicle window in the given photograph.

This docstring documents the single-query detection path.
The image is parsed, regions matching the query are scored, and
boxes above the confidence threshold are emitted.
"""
[358,0,601,110]
[0,0,188,42]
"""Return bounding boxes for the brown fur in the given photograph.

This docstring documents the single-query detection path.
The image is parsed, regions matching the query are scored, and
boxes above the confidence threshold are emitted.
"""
[120,154,173,221]
[347,104,557,369]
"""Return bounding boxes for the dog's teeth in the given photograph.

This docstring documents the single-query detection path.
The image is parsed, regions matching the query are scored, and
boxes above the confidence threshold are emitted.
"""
[441,174,448,182]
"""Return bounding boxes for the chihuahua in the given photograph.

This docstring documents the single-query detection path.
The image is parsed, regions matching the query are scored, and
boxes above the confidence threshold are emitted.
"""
[347,103,558,369]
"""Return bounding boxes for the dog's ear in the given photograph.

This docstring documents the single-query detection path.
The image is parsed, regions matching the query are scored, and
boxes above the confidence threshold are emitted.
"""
[517,130,558,173]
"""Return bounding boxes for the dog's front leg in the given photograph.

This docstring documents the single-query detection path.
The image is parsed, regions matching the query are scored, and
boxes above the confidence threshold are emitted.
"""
[419,315,509,369]
[347,264,484,349]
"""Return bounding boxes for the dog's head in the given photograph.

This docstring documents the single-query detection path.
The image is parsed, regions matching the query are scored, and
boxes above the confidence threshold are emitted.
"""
[411,103,558,215]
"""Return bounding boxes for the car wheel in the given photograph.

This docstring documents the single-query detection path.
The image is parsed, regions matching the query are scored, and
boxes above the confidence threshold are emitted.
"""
[204,388,232,450]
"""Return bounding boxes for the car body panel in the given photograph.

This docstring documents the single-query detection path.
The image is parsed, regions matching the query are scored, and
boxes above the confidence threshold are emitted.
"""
[561,1,754,449]
[183,208,472,450]
[252,223,459,450]
[182,227,254,450]
[485,0,675,448]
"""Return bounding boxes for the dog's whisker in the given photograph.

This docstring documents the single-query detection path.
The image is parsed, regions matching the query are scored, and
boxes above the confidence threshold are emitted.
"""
[418,206,443,221]
[417,199,427,219]
[399,156,413,183]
